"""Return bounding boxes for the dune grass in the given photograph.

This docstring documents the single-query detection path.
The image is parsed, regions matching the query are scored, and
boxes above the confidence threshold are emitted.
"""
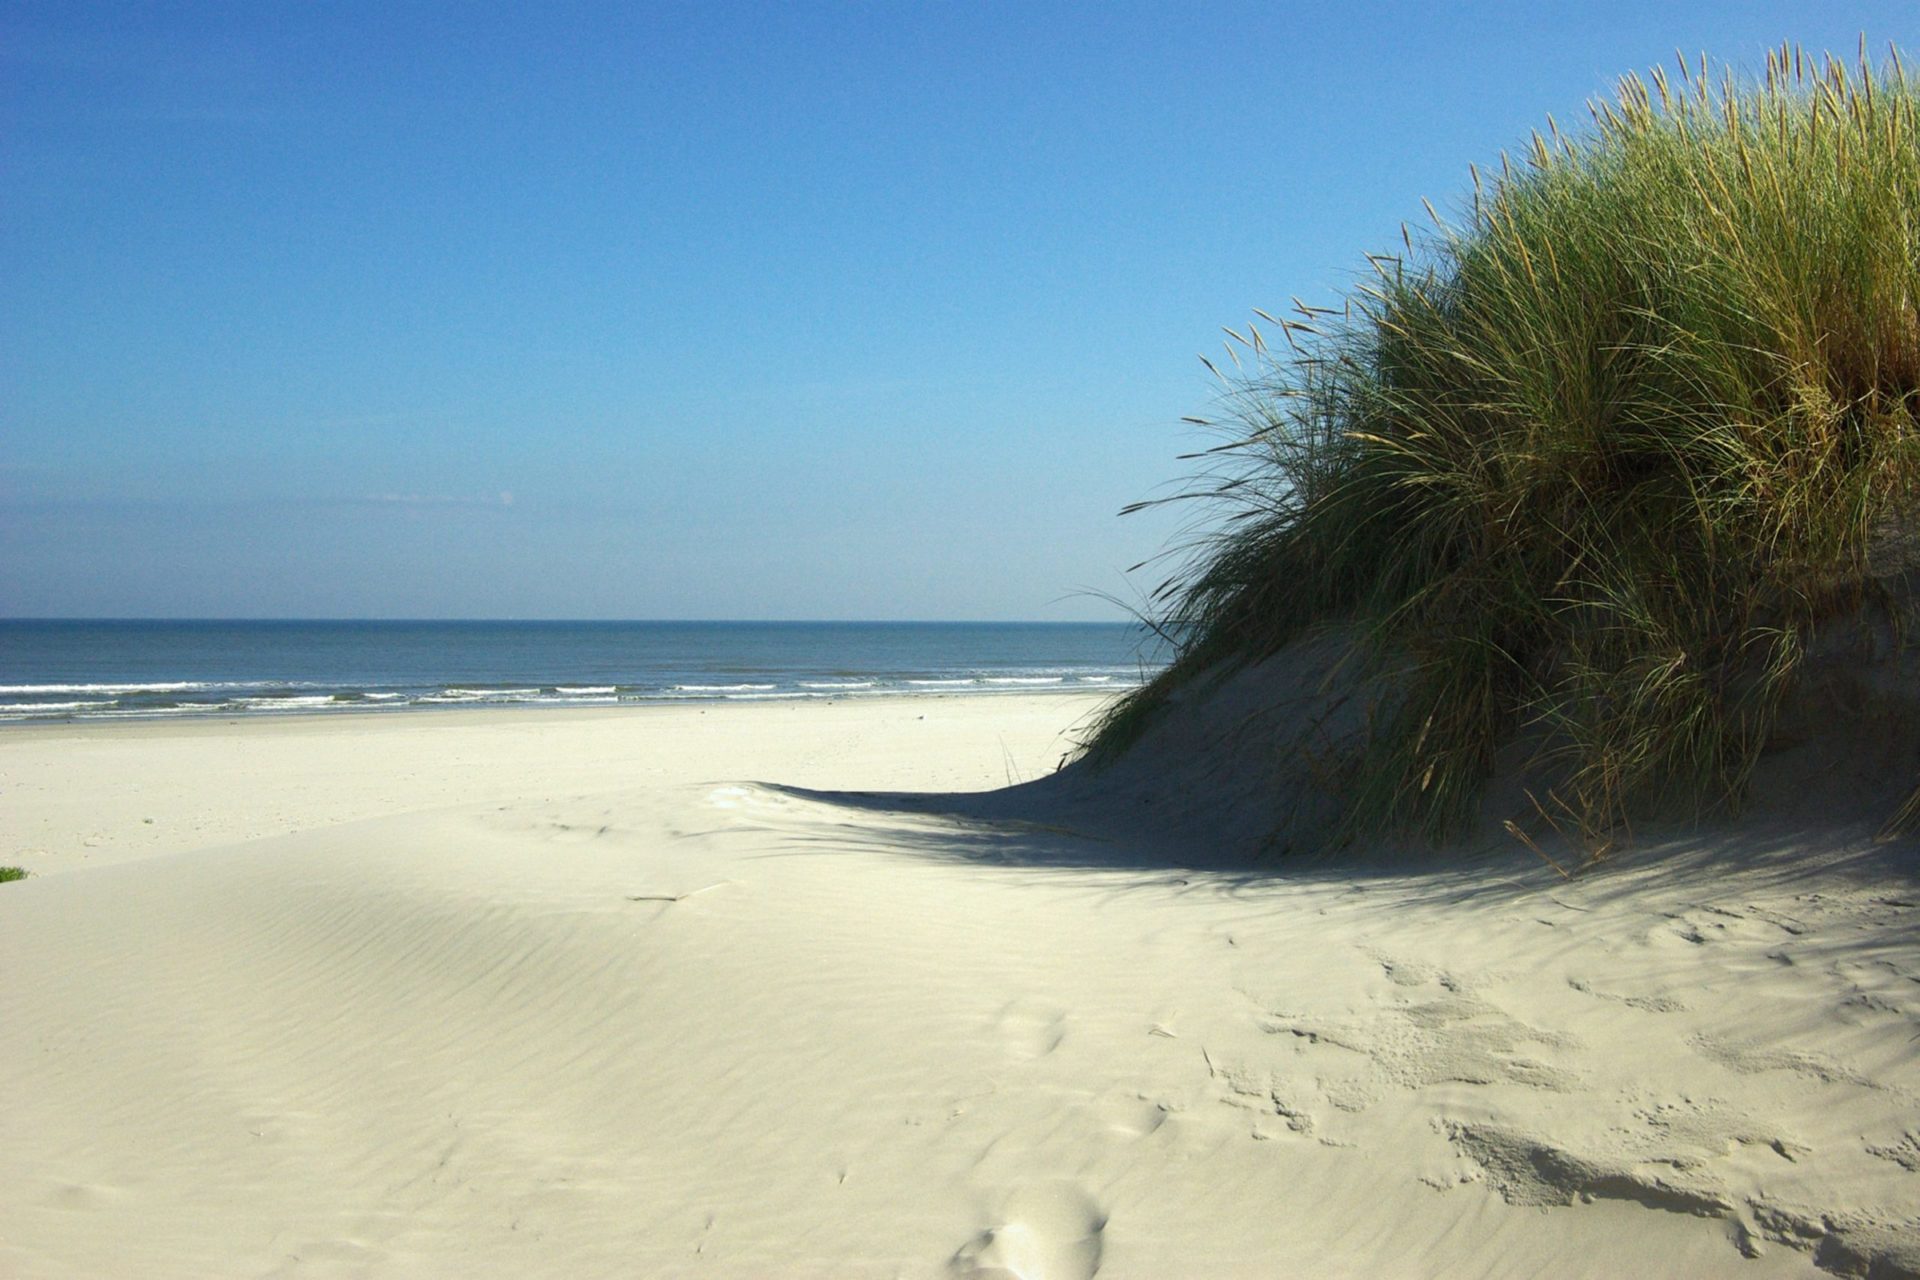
[1096,42,1920,849]
[0,867,27,884]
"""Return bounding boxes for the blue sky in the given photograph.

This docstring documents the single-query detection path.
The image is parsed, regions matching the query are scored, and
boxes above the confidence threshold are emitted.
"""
[6,2,1917,620]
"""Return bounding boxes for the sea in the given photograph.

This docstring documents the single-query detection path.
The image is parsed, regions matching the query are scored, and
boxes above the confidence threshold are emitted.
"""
[0,620,1165,723]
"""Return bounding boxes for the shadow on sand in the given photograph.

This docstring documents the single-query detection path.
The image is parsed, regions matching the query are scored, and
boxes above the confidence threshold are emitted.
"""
[751,774,1920,921]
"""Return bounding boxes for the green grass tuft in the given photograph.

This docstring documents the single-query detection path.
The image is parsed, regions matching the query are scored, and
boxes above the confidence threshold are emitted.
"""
[0,866,28,884]
[1096,41,1920,850]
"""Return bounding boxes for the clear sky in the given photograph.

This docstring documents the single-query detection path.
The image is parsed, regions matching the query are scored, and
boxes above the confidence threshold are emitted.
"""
[6,2,1918,620]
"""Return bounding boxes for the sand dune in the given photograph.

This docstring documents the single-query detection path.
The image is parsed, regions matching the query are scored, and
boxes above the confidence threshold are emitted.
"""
[1,697,1916,1277]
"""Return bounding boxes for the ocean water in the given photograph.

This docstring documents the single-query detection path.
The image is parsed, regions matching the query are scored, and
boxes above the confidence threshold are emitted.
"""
[0,620,1163,722]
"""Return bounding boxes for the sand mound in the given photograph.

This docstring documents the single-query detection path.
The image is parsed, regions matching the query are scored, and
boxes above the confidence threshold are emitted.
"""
[2,699,1917,1277]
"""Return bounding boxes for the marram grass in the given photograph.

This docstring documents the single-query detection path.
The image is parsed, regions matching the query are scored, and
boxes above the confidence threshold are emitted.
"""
[1096,43,1920,851]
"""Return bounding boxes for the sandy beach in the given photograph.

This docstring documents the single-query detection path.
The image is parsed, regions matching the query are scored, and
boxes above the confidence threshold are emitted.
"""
[2,694,1916,1278]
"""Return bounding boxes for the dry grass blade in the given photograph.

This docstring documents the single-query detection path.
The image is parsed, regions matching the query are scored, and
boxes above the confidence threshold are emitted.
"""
[1874,780,1920,843]
[626,881,731,904]
[1504,819,1572,879]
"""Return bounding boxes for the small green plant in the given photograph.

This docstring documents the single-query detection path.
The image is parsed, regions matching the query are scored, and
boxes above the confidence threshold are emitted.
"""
[1097,42,1920,849]
[0,866,28,884]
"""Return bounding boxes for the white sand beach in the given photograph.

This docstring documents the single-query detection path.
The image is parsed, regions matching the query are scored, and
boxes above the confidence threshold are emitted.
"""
[1,695,1916,1278]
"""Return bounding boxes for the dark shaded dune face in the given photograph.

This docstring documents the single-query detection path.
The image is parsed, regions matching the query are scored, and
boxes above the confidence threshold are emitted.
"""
[1040,590,1920,867]
[976,628,1400,865]
[1740,591,1920,830]
[1053,631,1368,858]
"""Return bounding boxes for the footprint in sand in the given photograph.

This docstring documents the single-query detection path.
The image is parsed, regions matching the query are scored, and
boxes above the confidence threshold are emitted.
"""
[949,1181,1108,1280]
[1688,1033,1882,1090]
[1098,1093,1172,1139]
[1437,1106,1920,1274]
[1566,976,1688,1013]
[996,999,1067,1061]
[1650,904,1805,952]
[1256,988,1580,1097]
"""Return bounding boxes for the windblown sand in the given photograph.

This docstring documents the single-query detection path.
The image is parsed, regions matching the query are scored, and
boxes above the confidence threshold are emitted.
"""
[1,696,1915,1278]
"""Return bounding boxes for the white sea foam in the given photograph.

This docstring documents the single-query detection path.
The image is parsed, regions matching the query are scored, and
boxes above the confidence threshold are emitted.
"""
[985,676,1064,686]
[417,688,546,703]
[646,689,808,702]
[674,683,777,693]
[421,688,624,705]
[800,681,877,690]
[0,681,247,696]
[906,679,977,687]
[237,695,338,710]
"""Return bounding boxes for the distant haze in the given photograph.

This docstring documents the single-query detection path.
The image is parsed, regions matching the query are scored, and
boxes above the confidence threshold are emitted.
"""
[6,1,1915,619]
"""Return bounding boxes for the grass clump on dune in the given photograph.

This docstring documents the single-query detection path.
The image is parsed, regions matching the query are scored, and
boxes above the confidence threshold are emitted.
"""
[1098,43,1920,850]
[0,867,27,884]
